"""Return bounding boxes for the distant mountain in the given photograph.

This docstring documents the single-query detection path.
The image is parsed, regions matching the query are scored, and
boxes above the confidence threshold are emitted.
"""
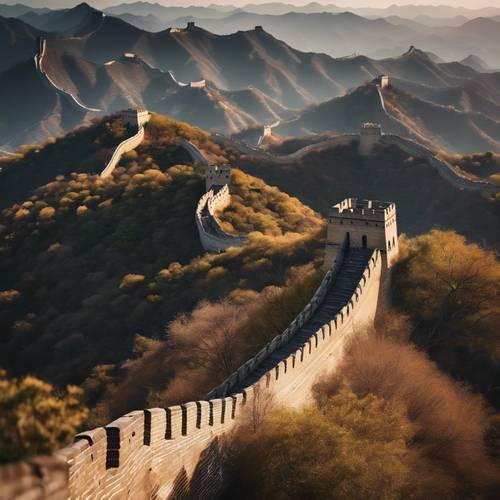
[0,3,50,17]
[47,21,351,109]
[0,57,88,151]
[167,11,417,58]
[18,2,104,35]
[412,14,469,27]
[0,42,292,150]
[275,78,500,153]
[104,2,229,22]
[460,54,493,72]
[111,12,165,32]
[160,10,500,66]
[0,15,42,71]
[47,19,500,110]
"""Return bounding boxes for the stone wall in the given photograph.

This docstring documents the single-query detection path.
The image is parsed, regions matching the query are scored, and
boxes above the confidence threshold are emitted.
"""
[11,240,380,499]
[100,125,146,178]
[35,38,101,113]
[382,135,498,193]
[1,235,382,498]
[195,185,247,252]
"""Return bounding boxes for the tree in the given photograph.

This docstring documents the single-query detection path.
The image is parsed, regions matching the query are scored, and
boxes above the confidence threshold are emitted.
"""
[393,231,500,407]
[394,230,500,356]
[0,370,88,462]
[223,388,415,500]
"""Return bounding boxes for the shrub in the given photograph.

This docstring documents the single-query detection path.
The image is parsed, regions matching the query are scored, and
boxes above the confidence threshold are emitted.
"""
[0,370,88,462]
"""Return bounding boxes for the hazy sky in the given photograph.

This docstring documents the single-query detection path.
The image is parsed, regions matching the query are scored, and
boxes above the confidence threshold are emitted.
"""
[22,0,500,10]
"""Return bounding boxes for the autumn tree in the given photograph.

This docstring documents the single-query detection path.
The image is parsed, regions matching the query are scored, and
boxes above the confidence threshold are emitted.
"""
[0,370,88,462]
[222,388,416,500]
[392,230,500,404]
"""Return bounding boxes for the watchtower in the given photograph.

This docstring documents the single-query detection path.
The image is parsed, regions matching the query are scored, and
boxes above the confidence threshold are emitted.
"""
[206,164,231,191]
[376,75,389,89]
[359,122,382,155]
[324,198,398,270]
[119,108,150,128]
[187,21,195,30]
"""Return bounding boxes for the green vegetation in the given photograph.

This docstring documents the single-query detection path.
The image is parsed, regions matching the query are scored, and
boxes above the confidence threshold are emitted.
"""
[0,370,87,462]
[393,230,500,407]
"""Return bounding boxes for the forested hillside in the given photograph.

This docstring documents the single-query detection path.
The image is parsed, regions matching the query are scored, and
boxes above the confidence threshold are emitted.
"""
[0,113,324,424]
[232,140,500,247]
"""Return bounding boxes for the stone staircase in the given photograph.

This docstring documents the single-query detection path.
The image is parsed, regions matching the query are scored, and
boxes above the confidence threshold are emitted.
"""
[232,247,373,392]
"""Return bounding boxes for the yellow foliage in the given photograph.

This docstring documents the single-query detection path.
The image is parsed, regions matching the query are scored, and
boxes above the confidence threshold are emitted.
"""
[0,370,88,462]
[119,274,146,289]
[38,206,55,219]
[0,290,20,305]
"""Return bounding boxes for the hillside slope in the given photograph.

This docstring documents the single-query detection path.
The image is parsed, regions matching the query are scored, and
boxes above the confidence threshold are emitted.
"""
[0,113,323,389]
[0,15,42,71]
[0,57,89,152]
[276,81,500,153]
[0,43,294,150]
[228,140,500,246]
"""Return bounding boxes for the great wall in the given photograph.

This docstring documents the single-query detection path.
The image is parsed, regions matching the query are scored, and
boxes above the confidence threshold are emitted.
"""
[0,65,498,496]
[0,132,392,497]
[100,109,150,178]
[35,39,101,114]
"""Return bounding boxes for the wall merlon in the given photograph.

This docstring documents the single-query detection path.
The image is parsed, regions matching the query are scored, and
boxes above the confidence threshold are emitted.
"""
[193,401,209,430]
[166,406,183,440]
[147,408,167,445]
[181,402,198,436]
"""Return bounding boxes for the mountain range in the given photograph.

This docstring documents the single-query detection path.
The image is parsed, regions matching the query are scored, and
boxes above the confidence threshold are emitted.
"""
[1,3,500,153]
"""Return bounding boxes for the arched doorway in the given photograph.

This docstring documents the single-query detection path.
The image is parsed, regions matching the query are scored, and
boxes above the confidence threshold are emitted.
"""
[362,235,367,248]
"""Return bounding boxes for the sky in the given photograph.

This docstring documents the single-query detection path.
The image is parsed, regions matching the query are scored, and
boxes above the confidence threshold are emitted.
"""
[17,0,500,9]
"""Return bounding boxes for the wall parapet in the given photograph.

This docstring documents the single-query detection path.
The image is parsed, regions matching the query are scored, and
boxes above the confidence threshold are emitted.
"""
[208,236,350,399]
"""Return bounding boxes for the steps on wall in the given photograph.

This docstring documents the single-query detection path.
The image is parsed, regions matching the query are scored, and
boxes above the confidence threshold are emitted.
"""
[232,247,373,391]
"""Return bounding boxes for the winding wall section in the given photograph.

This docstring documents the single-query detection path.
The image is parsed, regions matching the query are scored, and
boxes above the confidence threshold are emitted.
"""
[100,125,146,178]
[195,185,247,252]
[0,238,381,499]
[213,130,498,193]
[35,39,102,113]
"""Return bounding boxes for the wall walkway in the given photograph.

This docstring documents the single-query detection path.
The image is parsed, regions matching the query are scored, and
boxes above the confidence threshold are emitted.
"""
[213,131,498,194]
[382,134,498,193]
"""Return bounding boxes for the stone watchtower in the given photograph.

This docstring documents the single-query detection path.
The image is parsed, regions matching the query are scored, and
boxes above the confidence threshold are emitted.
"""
[324,198,398,270]
[206,164,231,191]
[359,122,382,155]
[375,75,389,89]
[119,108,150,128]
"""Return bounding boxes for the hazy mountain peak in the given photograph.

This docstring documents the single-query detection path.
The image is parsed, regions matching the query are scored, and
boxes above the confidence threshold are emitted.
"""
[460,54,491,72]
